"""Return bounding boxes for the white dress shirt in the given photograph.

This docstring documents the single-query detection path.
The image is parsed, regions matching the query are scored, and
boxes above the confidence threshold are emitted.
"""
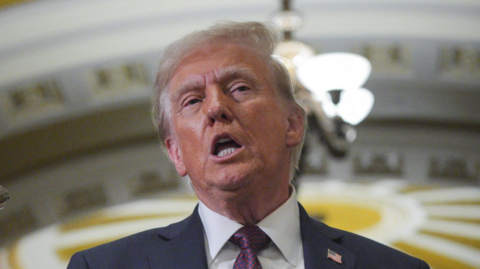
[198,188,305,269]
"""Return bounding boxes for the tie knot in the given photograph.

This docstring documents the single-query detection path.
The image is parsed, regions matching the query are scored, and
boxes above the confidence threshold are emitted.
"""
[229,226,271,252]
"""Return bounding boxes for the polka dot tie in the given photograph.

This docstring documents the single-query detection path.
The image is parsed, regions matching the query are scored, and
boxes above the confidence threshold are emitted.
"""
[229,226,271,269]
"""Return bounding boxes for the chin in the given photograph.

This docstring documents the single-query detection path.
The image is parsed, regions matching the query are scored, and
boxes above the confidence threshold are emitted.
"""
[212,172,256,192]
[195,162,265,192]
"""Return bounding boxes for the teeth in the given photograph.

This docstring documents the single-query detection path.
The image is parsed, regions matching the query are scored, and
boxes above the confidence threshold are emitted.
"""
[217,138,231,144]
[217,147,236,157]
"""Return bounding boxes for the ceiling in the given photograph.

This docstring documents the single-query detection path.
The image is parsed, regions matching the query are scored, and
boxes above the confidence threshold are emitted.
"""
[0,0,479,181]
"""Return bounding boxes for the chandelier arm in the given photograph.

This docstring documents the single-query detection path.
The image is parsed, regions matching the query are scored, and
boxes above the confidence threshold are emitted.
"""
[282,0,291,11]
[295,86,349,157]
[273,0,369,158]
[282,0,292,41]
[0,184,9,210]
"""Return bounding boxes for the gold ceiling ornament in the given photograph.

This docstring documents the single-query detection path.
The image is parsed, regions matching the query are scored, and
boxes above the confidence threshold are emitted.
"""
[0,0,37,10]
[3,181,479,269]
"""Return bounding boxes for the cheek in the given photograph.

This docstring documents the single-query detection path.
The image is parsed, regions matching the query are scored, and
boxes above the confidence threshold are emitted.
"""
[245,102,288,144]
[173,118,208,158]
[175,116,205,141]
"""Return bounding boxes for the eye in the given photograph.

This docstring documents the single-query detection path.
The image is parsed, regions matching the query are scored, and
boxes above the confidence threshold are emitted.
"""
[183,97,201,107]
[237,86,249,92]
[232,85,250,93]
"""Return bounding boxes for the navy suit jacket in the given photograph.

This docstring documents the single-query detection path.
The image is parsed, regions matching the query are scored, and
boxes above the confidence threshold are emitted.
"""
[67,203,429,268]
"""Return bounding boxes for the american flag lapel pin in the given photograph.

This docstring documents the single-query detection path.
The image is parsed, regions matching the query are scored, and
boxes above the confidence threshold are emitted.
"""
[327,249,343,264]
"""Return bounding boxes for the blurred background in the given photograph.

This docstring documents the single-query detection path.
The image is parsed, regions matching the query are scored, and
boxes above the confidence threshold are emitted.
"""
[0,0,479,268]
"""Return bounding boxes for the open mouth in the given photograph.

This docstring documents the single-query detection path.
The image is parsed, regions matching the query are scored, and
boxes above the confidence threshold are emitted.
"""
[213,137,241,157]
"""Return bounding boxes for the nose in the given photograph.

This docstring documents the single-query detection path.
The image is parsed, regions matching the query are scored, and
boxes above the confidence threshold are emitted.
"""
[204,87,233,126]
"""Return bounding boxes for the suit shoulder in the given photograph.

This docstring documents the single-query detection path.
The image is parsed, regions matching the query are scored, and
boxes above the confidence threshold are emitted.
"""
[68,215,193,269]
[332,226,428,268]
[82,228,163,268]
[309,219,429,268]
[88,227,164,252]
[84,213,192,253]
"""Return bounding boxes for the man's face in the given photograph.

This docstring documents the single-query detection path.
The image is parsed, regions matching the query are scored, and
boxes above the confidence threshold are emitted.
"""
[165,44,303,200]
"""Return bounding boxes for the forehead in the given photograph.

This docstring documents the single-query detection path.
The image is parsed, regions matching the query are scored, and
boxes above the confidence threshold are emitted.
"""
[172,43,269,81]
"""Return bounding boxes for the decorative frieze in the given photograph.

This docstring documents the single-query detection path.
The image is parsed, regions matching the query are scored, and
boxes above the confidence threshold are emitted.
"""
[90,62,149,98]
[63,184,107,214]
[0,79,64,120]
[130,169,180,197]
[353,152,403,176]
[439,46,480,81]
[357,43,412,76]
[429,156,479,181]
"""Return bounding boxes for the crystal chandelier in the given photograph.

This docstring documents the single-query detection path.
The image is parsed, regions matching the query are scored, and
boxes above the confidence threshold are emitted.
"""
[271,0,375,157]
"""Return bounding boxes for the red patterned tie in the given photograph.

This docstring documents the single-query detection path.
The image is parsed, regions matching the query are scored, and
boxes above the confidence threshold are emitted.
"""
[229,226,271,269]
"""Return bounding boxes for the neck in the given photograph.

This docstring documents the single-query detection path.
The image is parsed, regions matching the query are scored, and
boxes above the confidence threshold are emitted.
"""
[195,181,291,226]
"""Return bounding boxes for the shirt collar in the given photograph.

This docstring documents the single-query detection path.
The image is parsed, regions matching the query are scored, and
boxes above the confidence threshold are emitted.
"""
[199,201,243,265]
[198,187,302,267]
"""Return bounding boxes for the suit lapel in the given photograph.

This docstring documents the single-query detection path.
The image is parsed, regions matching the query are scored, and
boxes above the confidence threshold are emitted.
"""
[147,205,208,269]
[299,203,356,269]
[146,202,356,269]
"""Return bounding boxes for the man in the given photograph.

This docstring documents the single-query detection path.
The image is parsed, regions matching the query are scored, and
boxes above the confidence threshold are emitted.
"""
[68,21,429,269]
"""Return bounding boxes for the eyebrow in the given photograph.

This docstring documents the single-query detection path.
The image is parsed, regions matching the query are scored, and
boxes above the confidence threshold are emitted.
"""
[170,75,205,103]
[170,65,260,103]
[215,66,258,86]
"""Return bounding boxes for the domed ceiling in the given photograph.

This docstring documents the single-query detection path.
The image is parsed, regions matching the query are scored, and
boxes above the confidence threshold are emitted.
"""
[0,0,479,180]
[0,2,479,268]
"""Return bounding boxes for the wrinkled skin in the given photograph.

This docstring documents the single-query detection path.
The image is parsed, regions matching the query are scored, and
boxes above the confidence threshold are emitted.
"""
[165,43,304,225]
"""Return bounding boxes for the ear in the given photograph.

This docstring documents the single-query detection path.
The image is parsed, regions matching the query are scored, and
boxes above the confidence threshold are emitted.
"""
[165,136,187,177]
[286,104,305,148]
